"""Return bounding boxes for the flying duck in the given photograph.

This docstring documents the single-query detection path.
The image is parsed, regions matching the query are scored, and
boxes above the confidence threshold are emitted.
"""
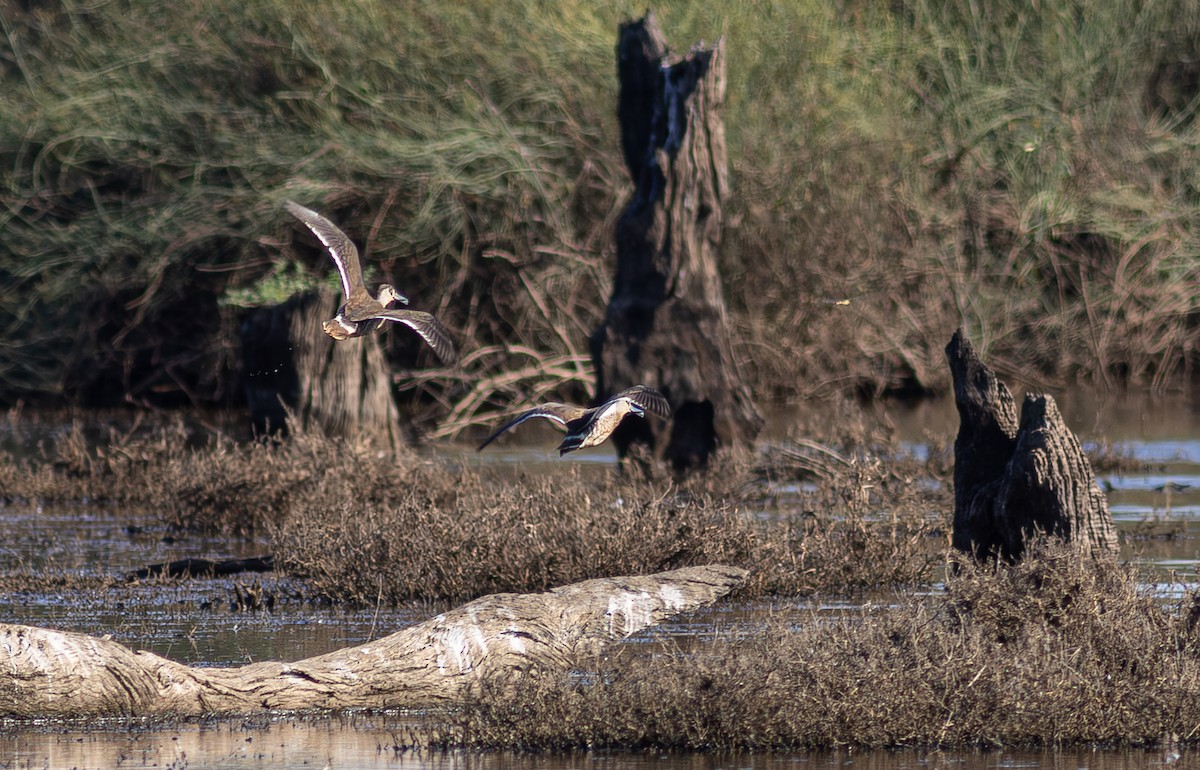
[284,201,456,363]
[477,385,671,455]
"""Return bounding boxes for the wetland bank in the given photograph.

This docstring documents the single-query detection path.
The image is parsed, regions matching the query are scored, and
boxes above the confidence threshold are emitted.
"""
[5,394,1200,761]
[4,0,1200,767]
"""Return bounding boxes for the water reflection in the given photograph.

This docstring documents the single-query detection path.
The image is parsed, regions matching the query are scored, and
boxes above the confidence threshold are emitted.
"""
[0,718,1192,770]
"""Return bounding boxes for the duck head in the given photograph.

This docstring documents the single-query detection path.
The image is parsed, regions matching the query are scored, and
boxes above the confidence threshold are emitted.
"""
[377,284,410,307]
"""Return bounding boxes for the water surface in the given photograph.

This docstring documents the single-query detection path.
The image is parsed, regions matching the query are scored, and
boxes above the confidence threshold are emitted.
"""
[2,394,1199,768]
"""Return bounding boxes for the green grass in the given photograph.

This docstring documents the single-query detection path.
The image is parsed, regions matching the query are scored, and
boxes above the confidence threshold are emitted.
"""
[1,0,1198,414]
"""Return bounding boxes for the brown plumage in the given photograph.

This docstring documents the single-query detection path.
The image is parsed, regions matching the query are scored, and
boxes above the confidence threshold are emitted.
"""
[285,201,456,363]
[477,385,671,455]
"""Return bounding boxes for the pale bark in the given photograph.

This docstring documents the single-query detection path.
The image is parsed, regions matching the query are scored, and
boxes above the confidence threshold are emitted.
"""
[0,565,746,718]
[946,329,1118,561]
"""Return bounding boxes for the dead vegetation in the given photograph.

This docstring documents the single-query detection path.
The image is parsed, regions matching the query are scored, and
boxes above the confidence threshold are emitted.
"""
[4,410,1196,750]
[0,411,946,604]
[447,544,1200,751]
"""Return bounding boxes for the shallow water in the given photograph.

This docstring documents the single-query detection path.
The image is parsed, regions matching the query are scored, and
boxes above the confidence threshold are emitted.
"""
[0,718,1193,770]
[2,393,1200,768]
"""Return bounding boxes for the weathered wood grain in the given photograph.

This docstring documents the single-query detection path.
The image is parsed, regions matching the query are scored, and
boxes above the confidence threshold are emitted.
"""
[0,565,747,718]
[592,13,762,472]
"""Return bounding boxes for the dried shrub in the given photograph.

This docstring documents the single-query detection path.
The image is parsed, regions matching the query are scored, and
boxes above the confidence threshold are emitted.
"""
[270,428,947,603]
[274,470,756,604]
[449,544,1200,751]
[1,413,948,603]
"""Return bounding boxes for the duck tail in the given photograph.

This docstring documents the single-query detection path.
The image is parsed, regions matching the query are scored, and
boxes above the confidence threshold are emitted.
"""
[558,433,584,455]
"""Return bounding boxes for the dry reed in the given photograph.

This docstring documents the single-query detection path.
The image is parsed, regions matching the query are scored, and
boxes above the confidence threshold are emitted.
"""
[448,544,1200,751]
[0,413,947,603]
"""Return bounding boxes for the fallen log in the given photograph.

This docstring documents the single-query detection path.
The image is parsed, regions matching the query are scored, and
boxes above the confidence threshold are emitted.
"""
[0,564,746,718]
[946,328,1118,561]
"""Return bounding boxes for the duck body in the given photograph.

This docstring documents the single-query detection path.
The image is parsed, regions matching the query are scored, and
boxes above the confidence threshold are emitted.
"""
[557,398,647,455]
[322,283,406,340]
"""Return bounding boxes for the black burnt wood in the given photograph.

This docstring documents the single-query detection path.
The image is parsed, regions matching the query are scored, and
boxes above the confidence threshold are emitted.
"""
[592,12,761,472]
[947,328,1118,561]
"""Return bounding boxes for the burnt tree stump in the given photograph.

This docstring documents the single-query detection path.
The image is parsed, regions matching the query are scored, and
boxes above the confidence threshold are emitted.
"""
[947,328,1118,562]
[0,565,746,718]
[591,13,762,472]
[240,288,401,450]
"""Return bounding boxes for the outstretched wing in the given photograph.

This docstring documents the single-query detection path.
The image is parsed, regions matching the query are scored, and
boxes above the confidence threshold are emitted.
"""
[285,201,368,303]
[368,309,458,364]
[476,403,588,451]
[611,385,671,420]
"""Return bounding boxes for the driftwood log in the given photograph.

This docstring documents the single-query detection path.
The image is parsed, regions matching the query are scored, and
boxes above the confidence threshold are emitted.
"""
[0,565,746,718]
[591,13,762,472]
[240,288,401,449]
[947,328,1118,561]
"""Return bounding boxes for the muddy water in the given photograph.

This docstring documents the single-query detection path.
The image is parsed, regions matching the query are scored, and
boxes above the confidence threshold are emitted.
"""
[2,393,1200,768]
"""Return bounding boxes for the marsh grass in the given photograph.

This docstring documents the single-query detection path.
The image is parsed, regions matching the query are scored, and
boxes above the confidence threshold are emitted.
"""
[0,414,946,603]
[447,544,1200,751]
[4,1,1200,419]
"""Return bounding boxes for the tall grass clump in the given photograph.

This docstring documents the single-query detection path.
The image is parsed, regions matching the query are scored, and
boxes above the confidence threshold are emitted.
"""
[0,0,624,411]
[3,0,1198,420]
[717,0,1200,396]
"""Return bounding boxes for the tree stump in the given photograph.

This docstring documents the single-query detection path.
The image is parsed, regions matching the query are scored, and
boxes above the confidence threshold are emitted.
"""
[240,288,402,450]
[0,565,746,718]
[946,328,1119,562]
[590,13,762,472]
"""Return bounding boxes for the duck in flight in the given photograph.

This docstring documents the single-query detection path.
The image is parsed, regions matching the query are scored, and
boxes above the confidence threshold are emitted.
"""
[284,201,457,363]
[477,385,671,456]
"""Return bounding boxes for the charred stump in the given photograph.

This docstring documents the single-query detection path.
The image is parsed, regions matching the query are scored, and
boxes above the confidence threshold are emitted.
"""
[240,288,401,450]
[591,13,762,472]
[0,565,746,718]
[947,329,1118,562]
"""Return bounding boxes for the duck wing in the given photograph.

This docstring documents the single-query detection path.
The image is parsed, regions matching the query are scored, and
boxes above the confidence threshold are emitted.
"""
[611,385,672,419]
[285,201,370,304]
[365,309,458,364]
[476,403,588,451]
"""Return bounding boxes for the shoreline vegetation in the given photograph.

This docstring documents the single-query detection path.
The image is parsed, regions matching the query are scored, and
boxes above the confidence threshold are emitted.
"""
[0,410,949,602]
[2,1,1199,422]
